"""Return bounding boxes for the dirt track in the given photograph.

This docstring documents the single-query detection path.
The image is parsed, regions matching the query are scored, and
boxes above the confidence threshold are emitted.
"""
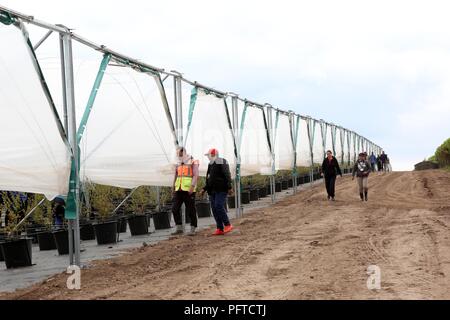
[2,170,450,300]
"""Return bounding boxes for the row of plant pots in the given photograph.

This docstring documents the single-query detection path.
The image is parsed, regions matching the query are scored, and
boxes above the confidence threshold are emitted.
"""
[228,173,325,208]
[0,201,213,269]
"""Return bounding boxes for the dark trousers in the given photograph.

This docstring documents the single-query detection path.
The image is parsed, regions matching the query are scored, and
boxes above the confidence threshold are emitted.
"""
[210,192,230,231]
[172,191,197,227]
[324,175,336,198]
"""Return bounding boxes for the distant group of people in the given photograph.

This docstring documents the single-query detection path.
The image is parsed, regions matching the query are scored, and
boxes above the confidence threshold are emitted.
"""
[368,151,391,173]
[321,150,391,202]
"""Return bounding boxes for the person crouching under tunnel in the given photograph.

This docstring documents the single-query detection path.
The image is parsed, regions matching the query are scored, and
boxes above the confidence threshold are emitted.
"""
[172,147,199,236]
[352,152,372,201]
[200,148,233,235]
[321,150,342,201]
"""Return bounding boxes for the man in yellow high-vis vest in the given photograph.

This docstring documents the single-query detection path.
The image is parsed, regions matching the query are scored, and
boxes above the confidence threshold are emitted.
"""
[172,147,199,235]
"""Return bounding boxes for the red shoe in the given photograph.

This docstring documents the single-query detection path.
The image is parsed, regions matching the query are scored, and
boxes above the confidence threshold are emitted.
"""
[224,225,233,233]
[212,228,225,236]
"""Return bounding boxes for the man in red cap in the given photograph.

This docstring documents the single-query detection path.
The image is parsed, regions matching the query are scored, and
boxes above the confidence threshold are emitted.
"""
[200,148,233,235]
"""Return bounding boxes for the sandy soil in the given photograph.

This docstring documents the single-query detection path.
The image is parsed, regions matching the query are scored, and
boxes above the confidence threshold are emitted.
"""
[2,170,450,300]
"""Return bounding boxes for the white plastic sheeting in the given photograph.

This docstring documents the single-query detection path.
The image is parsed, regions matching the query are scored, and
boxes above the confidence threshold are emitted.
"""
[0,23,70,199]
[274,113,294,170]
[32,35,105,130]
[295,117,311,167]
[239,105,272,175]
[163,80,193,140]
[325,124,333,155]
[335,127,343,164]
[184,89,236,177]
[312,121,324,164]
[79,64,177,187]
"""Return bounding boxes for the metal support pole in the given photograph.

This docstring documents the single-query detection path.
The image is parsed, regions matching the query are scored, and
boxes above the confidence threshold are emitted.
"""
[58,32,73,265]
[112,187,138,215]
[307,118,314,187]
[320,119,326,159]
[290,112,297,194]
[61,31,81,266]
[173,72,185,229]
[33,30,53,51]
[13,198,46,233]
[230,94,242,218]
[266,104,275,203]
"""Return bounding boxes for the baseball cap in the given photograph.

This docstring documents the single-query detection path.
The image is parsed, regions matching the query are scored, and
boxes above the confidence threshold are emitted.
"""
[205,148,218,156]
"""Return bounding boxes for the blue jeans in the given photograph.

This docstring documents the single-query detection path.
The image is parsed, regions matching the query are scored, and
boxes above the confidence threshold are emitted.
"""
[209,192,230,231]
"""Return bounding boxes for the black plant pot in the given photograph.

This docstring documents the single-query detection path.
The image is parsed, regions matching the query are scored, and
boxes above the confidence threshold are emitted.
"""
[128,215,149,236]
[80,223,96,241]
[25,225,42,244]
[275,182,282,192]
[288,179,294,188]
[281,180,289,190]
[117,218,128,234]
[94,221,118,245]
[227,196,236,209]
[241,191,250,204]
[0,238,33,269]
[247,189,259,202]
[258,187,267,198]
[266,184,272,195]
[37,231,57,251]
[152,211,171,230]
[52,229,74,255]
[304,175,311,183]
[196,201,211,218]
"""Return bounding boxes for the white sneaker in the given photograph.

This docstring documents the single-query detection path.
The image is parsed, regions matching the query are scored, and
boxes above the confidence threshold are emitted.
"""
[171,225,184,235]
[188,226,197,236]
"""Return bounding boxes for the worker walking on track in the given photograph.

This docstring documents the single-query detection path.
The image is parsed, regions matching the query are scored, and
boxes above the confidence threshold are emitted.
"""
[172,147,199,236]
[321,150,342,201]
[352,152,371,201]
[200,148,233,235]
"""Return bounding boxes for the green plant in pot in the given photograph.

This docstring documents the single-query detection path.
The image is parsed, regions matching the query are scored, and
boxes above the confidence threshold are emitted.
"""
[129,186,152,216]
[1,192,27,238]
[90,184,124,222]
[0,192,33,268]
[126,186,151,236]
[90,184,124,245]
[29,196,53,231]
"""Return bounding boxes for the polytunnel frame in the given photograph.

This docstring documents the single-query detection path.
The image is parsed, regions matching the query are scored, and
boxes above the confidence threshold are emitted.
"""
[0,5,383,268]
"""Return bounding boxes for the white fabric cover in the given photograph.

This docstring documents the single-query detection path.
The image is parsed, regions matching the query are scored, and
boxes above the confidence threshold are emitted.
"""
[335,127,343,164]
[79,65,177,187]
[274,113,294,170]
[296,118,311,167]
[312,121,324,164]
[240,105,272,175]
[184,90,236,177]
[0,23,70,199]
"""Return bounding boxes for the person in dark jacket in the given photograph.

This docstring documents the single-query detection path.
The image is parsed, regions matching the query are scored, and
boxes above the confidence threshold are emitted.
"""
[200,148,233,235]
[321,150,342,201]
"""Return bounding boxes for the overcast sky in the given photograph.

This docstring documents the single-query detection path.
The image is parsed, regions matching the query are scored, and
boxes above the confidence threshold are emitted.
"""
[3,0,450,170]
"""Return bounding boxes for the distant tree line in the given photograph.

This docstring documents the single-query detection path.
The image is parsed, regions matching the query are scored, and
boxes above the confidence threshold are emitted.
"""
[429,138,450,169]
